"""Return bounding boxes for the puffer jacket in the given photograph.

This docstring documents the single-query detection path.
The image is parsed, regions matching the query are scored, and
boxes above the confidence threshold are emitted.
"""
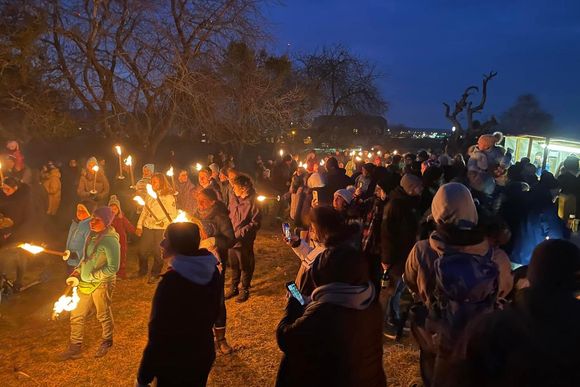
[65,217,91,267]
[77,169,110,202]
[76,226,120,294]
[43,168,61,215]
[404,230,514,303]
[137,193,178,230]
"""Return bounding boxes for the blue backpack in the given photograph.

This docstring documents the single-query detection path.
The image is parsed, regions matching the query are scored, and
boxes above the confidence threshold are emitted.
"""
[427,249,499,345]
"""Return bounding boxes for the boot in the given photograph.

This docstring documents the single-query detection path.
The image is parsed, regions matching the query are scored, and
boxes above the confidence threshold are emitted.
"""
[236,288,250,303]
[58,343,82,361]
[224,286,239,300]
[213,327,233,355]
[94,340,113,358]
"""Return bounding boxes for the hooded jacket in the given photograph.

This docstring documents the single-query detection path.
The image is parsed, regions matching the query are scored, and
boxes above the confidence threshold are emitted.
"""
[137,193,178,230]
[65,217,91,267]
[195,201,235,262]
[109,199,136,260]
[137,251,220,385]
[228,190,261,245]
[276,287,386,387]
[76,226,120,294]
[42,168,61,215]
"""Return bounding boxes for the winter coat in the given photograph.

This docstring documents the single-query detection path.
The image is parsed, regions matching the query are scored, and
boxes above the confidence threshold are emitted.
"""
[228,190,261,246]
[75,226,120,294]
[137,193,178,230]
[135,177,151,198]
[219,181,232,208]
[0,183,32,243]
[448,288,580,387]
[380,186,422,276]
[500,186,566,266]
[404,230,514,303]
[42,168,61,215]
[175,179,197,215]
[65,218,91,267]
[77,168,110,203]
[195,201,235,263]
[111,214,136,259]
[137,252,221,386]
[272,161,293,194]
[276,295,386,387]
[325,168,354,195]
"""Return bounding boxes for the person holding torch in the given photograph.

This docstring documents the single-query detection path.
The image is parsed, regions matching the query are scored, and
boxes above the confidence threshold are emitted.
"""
[59,206,120,361]
[77,157,110,204]
[135,173,177,284]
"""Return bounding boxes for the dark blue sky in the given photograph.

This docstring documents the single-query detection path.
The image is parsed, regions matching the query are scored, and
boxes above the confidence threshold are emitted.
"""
[264,0,580,133]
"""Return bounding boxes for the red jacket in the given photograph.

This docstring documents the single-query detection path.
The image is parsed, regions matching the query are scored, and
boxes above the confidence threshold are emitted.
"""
[111,214,136,257]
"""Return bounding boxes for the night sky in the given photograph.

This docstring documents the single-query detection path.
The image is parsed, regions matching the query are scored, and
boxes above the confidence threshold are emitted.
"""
[264,0,580,134]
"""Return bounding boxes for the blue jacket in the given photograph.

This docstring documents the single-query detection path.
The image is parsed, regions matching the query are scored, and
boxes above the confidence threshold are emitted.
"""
[65,218,91,267]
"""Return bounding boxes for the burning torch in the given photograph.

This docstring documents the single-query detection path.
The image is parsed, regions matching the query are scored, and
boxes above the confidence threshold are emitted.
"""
[115,145,125,180]
[125,155,135,188]
[146,184,173,223]
[90,165,100,195]
[19,243,71,260]
[133,196,163,224]
[52,278,80,320]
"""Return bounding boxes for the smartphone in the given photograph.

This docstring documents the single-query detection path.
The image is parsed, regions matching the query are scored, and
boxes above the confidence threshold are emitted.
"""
[282,222,292,240]
[312,190,319,202]
[286,281,305,305]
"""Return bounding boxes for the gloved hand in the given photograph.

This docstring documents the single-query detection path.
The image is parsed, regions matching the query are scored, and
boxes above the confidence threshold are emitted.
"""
[66,276,79,287]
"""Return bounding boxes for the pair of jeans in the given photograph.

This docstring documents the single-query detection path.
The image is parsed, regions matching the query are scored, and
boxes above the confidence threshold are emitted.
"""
[228,241,255,290]
[387,278,406,324]
[70,281,115,344]
[138,228,164,277]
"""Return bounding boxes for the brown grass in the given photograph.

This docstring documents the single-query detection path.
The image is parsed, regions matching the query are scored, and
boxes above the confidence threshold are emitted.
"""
[0,230,419,387]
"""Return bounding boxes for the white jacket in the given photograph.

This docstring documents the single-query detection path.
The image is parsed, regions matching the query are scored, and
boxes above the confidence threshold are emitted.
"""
[137,194,178,230]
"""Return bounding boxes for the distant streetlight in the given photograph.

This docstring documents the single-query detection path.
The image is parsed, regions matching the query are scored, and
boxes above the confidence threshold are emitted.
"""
[452,126,456,133]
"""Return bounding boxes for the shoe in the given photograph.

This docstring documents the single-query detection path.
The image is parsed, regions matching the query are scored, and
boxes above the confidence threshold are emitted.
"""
[94,340,113,358]
[236,289,250,303]
[58,343,82,361]
[147,276,160,285]
[224,287,239,300]
[213,327,233,355]
[383,321,399,340]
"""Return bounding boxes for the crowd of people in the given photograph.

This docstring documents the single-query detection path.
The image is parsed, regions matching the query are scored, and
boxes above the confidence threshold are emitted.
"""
[0,134,579,386]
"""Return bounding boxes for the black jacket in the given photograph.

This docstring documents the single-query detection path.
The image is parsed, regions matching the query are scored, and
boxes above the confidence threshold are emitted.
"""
[137,258,221,386]
[196,201,235,262]
[325,168,354,195]
[0,183,32,243]
[380,186,421,276]
[276,298,386,387]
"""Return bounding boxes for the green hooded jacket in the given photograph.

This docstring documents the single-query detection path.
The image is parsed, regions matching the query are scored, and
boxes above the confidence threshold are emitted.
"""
[78,226,120,294]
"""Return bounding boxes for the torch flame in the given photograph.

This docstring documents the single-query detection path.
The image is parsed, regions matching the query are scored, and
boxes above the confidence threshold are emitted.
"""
[125,155,132,166]
[146,184,158,200]
[92,165,100,173]
[319,159,325,166]
[257,195,266,202]
[358,151,363,157]
[173,210,190,223]
[279,149,284,157]
[195,163,202,171]
[367,152,373,158]
[18,243,45,255]
[115,145,122,155]
[166,166,174,177]
[53,286,80,316]
[355,156,362,162]
[133,195,146,206]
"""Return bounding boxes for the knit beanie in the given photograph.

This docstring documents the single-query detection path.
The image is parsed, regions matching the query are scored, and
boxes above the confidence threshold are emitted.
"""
[93,206,114,227]
[143,163,155,174]
[77,199,96,217]
[431,182,478,229]
[400,173,423,197]
[477,134,498,151]
[528,239,580,293]
[334,188,354,205]
[108,195,122,214]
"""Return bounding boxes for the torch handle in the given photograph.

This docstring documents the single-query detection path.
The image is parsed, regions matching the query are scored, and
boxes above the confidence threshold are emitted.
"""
[44,248,67,257]
[156,197,173,223]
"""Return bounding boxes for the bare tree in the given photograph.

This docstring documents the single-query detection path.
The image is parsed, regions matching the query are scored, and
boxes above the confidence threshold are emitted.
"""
[177,41,309,157]
[300,44,387,117]
[42,0,262,156]
[443,71,498,153]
